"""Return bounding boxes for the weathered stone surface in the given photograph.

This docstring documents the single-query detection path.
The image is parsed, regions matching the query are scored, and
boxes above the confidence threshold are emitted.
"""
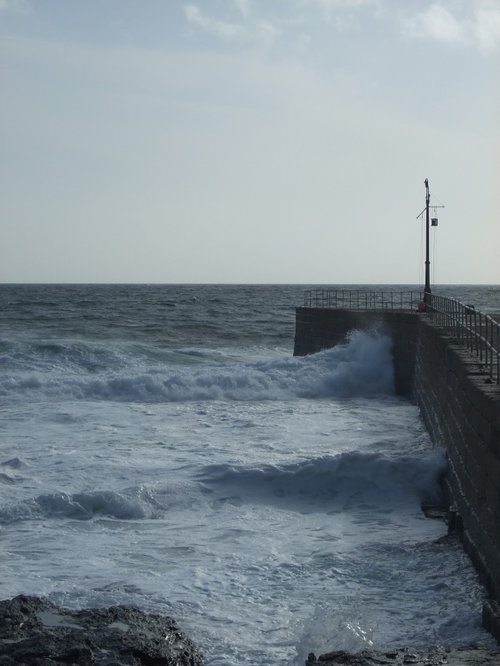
[0,595,204,665]
[305,646,500,665]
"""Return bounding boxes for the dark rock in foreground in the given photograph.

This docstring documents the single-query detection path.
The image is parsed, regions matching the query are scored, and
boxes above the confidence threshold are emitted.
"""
[0,595,204,665]
[306,645,500,665]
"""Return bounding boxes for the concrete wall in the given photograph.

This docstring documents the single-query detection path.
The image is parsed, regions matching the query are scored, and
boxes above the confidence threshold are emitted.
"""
[294,307,500,639]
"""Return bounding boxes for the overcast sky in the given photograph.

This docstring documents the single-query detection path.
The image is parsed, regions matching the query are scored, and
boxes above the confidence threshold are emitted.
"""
[1,0,499,284]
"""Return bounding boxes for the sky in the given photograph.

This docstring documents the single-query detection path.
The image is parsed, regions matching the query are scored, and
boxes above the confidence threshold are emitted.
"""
[1,0,499,284]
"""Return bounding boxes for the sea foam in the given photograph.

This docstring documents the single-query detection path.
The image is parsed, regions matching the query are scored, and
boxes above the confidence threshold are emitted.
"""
[0,330,394,403]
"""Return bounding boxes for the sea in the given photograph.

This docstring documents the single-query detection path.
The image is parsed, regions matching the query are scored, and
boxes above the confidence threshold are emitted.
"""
[1,283,499,666]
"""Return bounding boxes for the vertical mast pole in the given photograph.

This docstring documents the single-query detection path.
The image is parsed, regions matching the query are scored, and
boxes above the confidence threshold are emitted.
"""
[424,178,431,301]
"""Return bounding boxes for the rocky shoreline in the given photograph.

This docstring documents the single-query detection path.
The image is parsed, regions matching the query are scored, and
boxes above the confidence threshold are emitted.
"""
[0,595,204,665]
[1,594,500,665]
[306,646,500,665]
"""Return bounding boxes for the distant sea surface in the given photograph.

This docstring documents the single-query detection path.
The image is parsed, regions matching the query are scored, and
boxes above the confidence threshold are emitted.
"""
[0,284,498,666]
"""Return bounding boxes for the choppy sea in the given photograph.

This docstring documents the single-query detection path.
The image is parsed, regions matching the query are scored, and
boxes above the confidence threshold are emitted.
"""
[1,284,499,665]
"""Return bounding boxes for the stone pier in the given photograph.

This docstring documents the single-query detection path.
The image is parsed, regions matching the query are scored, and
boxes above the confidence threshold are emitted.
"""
[294,303,500,640]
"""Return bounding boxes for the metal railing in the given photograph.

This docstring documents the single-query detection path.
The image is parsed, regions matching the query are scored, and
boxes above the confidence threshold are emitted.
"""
[303,289,422,311]
[426,294,500,385]
[301,289,500,385]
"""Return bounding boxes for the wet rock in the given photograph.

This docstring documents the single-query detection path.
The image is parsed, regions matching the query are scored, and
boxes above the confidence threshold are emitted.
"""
[0,594,204,665]
[305,646,500,666]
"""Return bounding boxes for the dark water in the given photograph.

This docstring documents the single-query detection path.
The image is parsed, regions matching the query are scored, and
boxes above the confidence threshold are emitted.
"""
[1,283,498,340]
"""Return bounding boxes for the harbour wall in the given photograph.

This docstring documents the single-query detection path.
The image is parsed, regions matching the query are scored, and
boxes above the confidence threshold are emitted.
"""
[294,307,500,639]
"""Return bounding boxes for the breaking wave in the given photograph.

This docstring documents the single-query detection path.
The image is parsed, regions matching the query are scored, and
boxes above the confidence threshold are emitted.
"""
[0,448,446,525]
[0,330,394,403]
[197,448,446,510]
[0,482,200,524]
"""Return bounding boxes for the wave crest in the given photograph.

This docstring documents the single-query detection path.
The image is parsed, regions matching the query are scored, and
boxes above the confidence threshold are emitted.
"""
[0,488,154,523]
[0,481,201,524]
[0,331,395,403]
[197,448,446,510]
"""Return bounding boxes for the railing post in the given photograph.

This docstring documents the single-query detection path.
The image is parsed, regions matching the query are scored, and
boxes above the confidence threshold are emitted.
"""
[473,309,477,354]
[490,319,493,379]
[462,304,466,348]
[491,319,494,380]
[487,318,491,378]
[467,306,471,351]
[479,312,482,361]
[497,323,500,384]
[475,310,479,357]
[467,305,471,349]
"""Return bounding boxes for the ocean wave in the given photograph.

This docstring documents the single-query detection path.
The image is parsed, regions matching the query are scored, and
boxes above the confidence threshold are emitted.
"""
[0,473,16,485]
[0,448,445,525]
[0,331,395,403]
[0,457,28,485]
[0,339,125,374]
[196,448,446,510]
[0,488,154,523]
[0,482,200,524]
[1,457,26,470]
